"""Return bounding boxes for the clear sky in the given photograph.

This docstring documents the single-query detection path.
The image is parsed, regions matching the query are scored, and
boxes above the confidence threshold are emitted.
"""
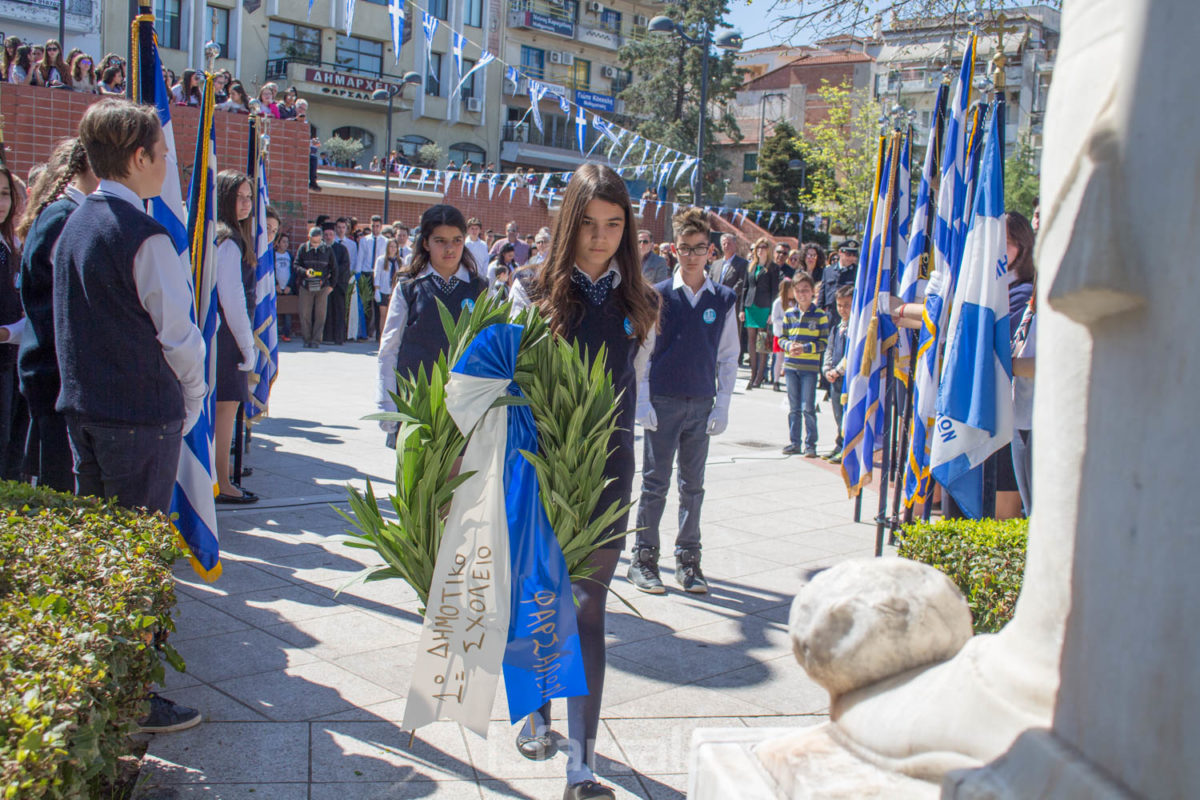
[722,0,814,49]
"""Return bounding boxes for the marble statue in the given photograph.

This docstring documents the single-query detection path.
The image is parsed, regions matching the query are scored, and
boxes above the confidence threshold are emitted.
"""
[690,0,1197,796]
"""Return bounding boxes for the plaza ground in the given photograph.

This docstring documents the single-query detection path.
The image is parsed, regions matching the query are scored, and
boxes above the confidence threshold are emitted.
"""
[134,339,892,800]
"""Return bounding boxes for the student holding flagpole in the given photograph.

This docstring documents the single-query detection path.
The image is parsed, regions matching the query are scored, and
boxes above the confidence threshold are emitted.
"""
[509,163,659,800]
[212,170,259,504]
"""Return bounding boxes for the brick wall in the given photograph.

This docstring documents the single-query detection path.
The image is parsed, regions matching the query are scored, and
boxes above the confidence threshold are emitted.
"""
[1,84,311,229]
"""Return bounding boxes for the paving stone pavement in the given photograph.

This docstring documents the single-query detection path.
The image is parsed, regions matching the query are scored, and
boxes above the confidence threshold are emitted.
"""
[135,340,892,800]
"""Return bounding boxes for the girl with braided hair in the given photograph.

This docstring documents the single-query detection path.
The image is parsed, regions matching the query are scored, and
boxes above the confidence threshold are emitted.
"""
[16,139,97,489]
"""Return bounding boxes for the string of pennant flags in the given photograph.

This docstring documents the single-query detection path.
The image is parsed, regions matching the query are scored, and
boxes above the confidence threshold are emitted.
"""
[311,0,804,229]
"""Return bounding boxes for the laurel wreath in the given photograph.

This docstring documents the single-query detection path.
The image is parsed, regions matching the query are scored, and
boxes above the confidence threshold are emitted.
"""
[342,292,632,610]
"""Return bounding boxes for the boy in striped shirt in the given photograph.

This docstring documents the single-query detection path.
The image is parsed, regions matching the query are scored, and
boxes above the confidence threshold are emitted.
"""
[781,272,829,457]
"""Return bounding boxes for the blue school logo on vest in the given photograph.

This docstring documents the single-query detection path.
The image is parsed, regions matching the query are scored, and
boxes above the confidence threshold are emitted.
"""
[702,308,717,324]
[623,317,634,336]
[462,298,475,312]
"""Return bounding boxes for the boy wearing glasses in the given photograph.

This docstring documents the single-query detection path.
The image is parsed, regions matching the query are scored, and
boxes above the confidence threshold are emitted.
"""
[630,208,738,595]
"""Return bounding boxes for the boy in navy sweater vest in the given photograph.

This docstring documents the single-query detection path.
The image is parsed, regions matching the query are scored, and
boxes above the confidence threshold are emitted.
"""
[630,208,738,594]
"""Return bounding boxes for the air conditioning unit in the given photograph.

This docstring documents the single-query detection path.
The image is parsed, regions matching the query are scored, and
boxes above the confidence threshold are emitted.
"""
[547,0,564,5]
[586,1,603,13]
[549,51,563,64]
[601,65,618,79]
[466,97,483,112]
[559,51,574,65]
[633,14,648,27]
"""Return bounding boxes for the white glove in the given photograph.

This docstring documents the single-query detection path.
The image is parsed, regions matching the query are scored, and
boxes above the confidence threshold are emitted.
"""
[926,269,946,297]
[706,407,729,436]
[636,400,657,432]
[183,396,202,435]
[379,418,399,434]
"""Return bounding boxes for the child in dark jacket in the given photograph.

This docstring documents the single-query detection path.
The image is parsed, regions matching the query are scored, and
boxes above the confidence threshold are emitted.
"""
[821,284,854,462]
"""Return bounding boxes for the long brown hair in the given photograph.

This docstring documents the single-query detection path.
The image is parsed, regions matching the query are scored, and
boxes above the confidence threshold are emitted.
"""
[1004,210,1035,283]
[36,39,71,87]
[70,53,96,86]
[778,277,795,311]
[748,236,772,273]
[1,36,19,79]
[18,138,89,239]
[402,203,477,279]
[535,163,658,343]
[215,169,255,269]
[0,165,23,255]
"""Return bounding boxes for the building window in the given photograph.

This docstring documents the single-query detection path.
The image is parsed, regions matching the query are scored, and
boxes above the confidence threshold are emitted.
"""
[335,34,383,77]
[268,21,321,66]
[611,68,632,95]
[743,152,758,181]
[448,142,485,169]
[599,9,621,33]
[460,58,477,99]
[155,0,181,50]
[464,0,483,28]
[203,7,229,58]
[397,134,432,160]
[428,0,447,21]
[426,51,443,96]
[520,46,544,80]
[570,58,590,92]
[332,126,375,164]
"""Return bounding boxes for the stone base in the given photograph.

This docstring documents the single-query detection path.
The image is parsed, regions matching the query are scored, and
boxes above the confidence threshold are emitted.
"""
[689,724,938,800]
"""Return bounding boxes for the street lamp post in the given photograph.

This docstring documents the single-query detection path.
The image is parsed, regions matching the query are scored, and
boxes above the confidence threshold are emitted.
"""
[647,15,742,207]
[372,71,422,223]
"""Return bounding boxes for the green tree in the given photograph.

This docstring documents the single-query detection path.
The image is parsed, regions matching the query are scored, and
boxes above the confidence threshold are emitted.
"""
[323,135,364,167]
[745,121,805,235]
[616,0,744,202]
[797,80,884,235]
[1005,134,1039,218]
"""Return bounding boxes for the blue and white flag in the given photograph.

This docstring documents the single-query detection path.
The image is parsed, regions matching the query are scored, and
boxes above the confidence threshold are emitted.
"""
[452,49,493,100]
[450,31,464,98]
[558,93,570,114]
[505,65,519,95]
[891,129,913,381]
[930,95,1011,519]
[387,0,404,64]
[344,0,356,35]
[527,80,548,133]
[841,135,899,495]
[245,135,278,421]
[422,11,439,69]
[135,11,220,580]
[906,35,975,509]
[403,324,586,736]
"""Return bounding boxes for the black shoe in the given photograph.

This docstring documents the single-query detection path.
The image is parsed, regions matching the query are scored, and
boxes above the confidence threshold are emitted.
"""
[782,444,801,455]
[804,448,819,458]
[823,447,843,462]
[216,489,259,505]
[773,380,782,392]
[626,546,665,594]
[675,549,708,594]
[138,693,202,733]
[564,781,616,800]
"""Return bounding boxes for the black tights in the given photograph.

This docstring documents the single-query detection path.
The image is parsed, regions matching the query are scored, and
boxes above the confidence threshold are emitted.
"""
[522,547,621,780]
[747,334,768,387]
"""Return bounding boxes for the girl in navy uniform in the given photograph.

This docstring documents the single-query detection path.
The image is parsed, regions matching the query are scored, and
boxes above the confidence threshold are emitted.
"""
[376,204,487,444]
[509,163,659,800]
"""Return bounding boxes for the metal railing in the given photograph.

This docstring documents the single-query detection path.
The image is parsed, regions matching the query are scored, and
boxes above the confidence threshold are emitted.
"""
[502,120,602,152]
[265,57,409,82]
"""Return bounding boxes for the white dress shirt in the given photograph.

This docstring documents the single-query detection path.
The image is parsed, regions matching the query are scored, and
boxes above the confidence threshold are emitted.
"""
[336,235,358,275]
[376,264,473,419]
[507,262,622,314]
[215,238,256,365]
[374,254,402,297]
[357,233,387,274]
[95,179,206,425]
[465,238,490,274]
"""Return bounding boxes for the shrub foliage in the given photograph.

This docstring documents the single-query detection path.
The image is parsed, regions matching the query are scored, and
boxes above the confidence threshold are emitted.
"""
[0,482,182,799]
[897,517,1028,634]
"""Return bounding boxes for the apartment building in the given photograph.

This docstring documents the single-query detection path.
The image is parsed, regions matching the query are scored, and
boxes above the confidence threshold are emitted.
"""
[497,0,662,171]
[2,0,102,60]
[100,0,503,167]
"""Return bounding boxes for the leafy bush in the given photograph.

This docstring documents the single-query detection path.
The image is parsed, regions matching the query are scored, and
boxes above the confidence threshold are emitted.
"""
[897,517,1028,634]
[0,481,182,799]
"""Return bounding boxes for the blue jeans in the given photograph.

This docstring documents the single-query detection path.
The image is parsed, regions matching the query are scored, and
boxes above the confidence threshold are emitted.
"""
[66,416,183,515]
[635,395,712,554]
[786,369,818,450]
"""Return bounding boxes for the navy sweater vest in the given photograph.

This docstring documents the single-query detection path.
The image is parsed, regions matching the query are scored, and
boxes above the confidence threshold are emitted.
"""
[19,195,79,414]
[54,194,184,424]
[648,280,736,399]
[394,272,487,380]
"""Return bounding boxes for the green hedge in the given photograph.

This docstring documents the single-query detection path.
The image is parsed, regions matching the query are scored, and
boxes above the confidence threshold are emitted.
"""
[897,517,1028,634]
[0,481,183,799]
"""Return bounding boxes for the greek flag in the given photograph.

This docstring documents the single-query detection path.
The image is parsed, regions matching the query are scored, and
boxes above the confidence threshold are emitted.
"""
[929,95,1011,519]
[450,31,464,98]
[575,104,587,153]
[905,35,975,509]
[840,135,900,495]
[245,139,278,421]
[422,11,438,68]
[387,0,404,64]
[527,80,548,133]
[404,324,585,736]
[344,0,356,35]
[891,129,912,380]
[133,11,220,579]
[452,49,493,100]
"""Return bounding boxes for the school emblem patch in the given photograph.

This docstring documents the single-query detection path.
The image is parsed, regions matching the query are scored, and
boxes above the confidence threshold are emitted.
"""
[623,317,634,336]
[702,308,717,324]
[462,298,475,312]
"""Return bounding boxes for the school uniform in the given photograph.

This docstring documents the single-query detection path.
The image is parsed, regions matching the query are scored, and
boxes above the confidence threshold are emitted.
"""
[376,265,487,443]
[53,180,205,513]
[634,273,738,556]
[214,230,256,404]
